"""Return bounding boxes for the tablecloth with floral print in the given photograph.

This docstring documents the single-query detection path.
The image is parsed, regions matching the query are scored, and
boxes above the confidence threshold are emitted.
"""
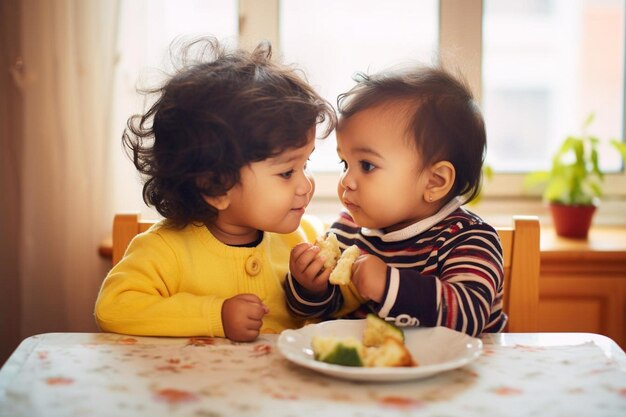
[0,332,624,417]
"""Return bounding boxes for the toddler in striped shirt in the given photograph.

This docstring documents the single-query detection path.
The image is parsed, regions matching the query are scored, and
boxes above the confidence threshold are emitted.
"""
[286,65,506,336]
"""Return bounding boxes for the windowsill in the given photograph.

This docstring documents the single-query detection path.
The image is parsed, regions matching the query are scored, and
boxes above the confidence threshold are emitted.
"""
[540,225,626,253]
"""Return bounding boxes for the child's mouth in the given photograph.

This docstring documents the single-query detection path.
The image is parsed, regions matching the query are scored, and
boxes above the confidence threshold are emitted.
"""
[343,200,359,211]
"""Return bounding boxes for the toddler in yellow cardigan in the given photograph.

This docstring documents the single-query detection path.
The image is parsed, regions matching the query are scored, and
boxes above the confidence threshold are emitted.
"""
[94,38,335,342]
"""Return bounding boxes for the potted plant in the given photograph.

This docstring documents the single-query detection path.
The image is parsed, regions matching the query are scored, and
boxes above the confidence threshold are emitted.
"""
[524,114,626,239]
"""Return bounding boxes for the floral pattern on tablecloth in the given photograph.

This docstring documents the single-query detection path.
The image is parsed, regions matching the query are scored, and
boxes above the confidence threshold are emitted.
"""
[0,333,625,417]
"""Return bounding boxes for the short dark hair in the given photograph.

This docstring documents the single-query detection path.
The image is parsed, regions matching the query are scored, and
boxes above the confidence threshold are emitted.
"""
[124,37,336,227]
[337,66,486,204]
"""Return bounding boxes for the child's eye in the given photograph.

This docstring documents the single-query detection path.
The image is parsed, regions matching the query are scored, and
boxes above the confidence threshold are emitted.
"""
[339,160,347,171]
[360,160,376,172]
[279,169,294,179]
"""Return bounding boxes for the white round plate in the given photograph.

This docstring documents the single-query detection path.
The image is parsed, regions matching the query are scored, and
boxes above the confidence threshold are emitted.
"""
[277,320,482,382]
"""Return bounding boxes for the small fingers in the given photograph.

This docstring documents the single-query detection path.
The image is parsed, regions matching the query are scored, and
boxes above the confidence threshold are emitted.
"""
[291,242,314,259]
[247,302,269,321]
[233,294,269,317]
[243,328,261,341]
[311,266,331,287]
[245,317,263,332]
[349,261,364,286]
[294,245,322,270]
[301,252,328,278]
[230,328,261,343]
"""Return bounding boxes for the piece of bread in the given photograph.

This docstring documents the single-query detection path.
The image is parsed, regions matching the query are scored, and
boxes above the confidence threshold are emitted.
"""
[363,337,416,367]
[314,233,360,285]
[315,233,341,269]
[329,245,360,285]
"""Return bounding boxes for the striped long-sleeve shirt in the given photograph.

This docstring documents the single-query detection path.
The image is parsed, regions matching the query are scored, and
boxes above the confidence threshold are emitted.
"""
[285,199,507,336]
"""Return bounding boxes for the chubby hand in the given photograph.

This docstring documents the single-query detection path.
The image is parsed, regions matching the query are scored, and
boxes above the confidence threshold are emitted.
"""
[222,294,269,342]
[289,242,331,296]
[350,254,388,303]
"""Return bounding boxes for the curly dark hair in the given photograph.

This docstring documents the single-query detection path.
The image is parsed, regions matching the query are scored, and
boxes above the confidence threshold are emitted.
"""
[337,66,486,204]
[123,37,336,227]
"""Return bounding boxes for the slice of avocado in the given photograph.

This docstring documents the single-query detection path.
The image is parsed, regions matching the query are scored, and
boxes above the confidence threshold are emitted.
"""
[312,336,364,367]
[362,314,404,347]
[320,344,363,367]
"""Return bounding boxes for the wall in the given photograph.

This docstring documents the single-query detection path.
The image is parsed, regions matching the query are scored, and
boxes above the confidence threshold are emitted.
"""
[0,0,23,365]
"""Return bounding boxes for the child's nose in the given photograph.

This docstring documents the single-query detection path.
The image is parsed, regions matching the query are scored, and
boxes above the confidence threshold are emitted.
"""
[339,170,356,191]
[296,171,313,195]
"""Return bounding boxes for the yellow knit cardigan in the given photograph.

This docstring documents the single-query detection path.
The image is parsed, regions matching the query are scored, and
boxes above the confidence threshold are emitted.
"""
[95,216,322,337]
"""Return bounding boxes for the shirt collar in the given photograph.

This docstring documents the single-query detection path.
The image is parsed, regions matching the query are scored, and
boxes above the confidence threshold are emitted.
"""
[361,196,464,242]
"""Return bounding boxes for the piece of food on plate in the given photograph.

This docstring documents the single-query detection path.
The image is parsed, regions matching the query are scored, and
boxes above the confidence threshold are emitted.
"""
[311,335,363,367]
[311,315,417,367]
[311,334,416,368]
[315,232,341,269]
[362,313,404,347]
[363,337,416,367]
[328,245,360,285]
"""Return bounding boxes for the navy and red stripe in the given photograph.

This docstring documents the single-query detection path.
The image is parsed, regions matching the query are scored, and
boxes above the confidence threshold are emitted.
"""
[285,206,507,336]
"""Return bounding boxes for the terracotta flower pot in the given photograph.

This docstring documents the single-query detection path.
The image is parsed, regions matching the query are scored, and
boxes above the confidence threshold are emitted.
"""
[549,203,596,239]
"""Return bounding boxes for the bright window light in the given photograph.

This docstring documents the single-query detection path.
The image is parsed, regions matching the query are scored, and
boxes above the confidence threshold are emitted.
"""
[483,0,625,173]
[279,0,439,173]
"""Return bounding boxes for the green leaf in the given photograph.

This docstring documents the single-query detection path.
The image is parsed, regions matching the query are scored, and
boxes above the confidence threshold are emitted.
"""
[544,176,568,202]
[587,181,603,198]
[610,139,626,159]
[523,113,622,205]
[523,171,550,192]
[482,164,494,180]
[582,112,595,129]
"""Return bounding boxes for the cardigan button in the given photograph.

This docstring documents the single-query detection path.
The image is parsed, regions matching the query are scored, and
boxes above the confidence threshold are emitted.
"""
[245,255,261,276]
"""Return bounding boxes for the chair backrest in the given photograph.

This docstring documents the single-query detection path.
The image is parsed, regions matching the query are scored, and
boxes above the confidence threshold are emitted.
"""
[112,213,157,265]
[111,213,541,332]
[496,216,541,332]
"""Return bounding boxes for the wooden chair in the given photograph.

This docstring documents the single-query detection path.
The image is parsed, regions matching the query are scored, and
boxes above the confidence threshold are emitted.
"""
[497,216,541,332]
[110,213,541,332]
[112,213,157,265]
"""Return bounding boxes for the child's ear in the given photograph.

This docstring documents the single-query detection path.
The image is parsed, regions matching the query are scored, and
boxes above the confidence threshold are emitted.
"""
[203,193,231,211]
[196,175,232,210]
[424,161,455,203]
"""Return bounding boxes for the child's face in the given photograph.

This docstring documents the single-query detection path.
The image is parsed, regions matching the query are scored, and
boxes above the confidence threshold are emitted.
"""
[217,131,316,236]
[336,106,437,232]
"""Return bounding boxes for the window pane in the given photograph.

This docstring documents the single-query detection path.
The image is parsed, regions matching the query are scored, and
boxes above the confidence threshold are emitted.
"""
[111,0,238,216]
[116,0,238,87]
[483,0,625,173]
[280,0,439,172]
